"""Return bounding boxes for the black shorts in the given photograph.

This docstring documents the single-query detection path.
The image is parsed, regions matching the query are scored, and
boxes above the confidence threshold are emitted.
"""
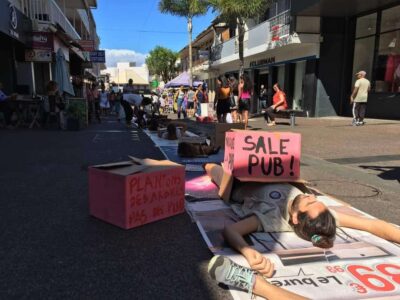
[187,101,194,109]
[238,99,250,112]
[216,99,230,116]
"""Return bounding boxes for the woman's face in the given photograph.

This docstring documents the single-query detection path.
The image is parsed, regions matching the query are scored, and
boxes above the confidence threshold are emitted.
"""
[291,194,328,221]
[273,85,278,92]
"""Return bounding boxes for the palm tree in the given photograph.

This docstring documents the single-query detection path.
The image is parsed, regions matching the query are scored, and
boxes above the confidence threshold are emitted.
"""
[208,0,272,74]
[159,0,209,86]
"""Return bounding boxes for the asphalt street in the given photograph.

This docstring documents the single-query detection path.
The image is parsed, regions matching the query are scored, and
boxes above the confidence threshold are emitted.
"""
[1,115,399,299]
[0,118,229,300]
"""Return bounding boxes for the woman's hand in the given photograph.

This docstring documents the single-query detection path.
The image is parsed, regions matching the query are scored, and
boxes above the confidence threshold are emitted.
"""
[242,247,275,277]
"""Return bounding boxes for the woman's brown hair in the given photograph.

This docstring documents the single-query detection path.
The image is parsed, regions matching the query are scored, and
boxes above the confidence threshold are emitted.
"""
[289,194,337,248]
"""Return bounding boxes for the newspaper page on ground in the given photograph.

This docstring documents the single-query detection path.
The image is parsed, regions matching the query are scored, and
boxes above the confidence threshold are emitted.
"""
[186,192,400,300]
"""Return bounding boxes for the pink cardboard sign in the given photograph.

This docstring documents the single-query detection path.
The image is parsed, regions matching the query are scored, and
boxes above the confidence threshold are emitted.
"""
[223,131,301,182]
[89,158,185,229]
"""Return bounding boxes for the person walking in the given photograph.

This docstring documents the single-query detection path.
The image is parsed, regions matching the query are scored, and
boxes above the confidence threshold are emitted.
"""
[99,85,110,116]
[259,84,267,110]
[114,91,122,121]
[87,83,101,124]
[238,74,252,129]
[194,83,204,117]
[350,70,371,126]
[186,87,195,117]
[175,86,187,119]
[121,78,136,127]
[216,76,231,123]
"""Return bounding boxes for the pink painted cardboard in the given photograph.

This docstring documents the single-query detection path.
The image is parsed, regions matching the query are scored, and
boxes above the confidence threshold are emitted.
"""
[223,130,301,182]
[89,157,185,229]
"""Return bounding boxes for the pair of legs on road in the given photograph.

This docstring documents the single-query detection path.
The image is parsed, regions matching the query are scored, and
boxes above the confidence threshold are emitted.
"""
[238,99,249,129]
[352,102,366,125]
[176,97,187,119]
[264,106,277,126]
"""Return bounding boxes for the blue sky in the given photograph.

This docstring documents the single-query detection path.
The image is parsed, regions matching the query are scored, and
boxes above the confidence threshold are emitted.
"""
[92,0,217,67]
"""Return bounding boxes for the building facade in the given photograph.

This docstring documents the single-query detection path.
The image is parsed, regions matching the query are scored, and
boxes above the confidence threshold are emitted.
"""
[0,0,101,97]
[293,0,400,119]
[203,0,400,119]
[101,62,150,92]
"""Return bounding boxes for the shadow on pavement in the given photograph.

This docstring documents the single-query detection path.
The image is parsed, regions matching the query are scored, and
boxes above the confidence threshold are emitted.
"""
[359,165,400,183]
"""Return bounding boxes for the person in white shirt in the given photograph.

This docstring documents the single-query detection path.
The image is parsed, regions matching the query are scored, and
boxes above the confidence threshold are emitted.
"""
[121,79,141,127]
[350,70,371,126]
[99,85,110,115]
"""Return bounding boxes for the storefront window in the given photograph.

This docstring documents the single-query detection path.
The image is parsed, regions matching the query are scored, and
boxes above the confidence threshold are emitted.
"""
[356,13,377,38]
[353,6,400,93]
[293,61,306,110]
[381,6,400,33]
[352,36,375,86]
[376,31,400,92]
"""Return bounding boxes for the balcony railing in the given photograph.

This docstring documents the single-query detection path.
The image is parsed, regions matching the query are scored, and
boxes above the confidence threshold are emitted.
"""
[246,20,270,50]
[210,9,321,64]
[210,37,237,62]
[23,0,81,40]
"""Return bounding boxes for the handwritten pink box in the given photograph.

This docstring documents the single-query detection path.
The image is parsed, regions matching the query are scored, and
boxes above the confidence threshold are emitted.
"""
[89,157,185,229]
[223,130,301,182]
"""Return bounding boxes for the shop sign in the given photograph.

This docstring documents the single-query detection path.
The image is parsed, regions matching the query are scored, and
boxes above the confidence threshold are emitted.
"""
[249,57,276,68]
[32,32,54,50]
[78,40,95,52]
[0,2,32,44]
[25,49,52,62]
[89,50,106,63]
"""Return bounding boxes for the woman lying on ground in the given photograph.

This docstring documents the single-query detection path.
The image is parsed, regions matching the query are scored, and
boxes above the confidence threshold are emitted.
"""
[205,163,400,299]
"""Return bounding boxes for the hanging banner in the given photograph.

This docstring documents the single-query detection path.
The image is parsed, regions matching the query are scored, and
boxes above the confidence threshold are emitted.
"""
[89,50,106,63]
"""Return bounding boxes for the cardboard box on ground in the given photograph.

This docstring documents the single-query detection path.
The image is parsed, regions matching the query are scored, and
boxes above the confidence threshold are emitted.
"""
[219,130,305,202]
[89,156,185,229]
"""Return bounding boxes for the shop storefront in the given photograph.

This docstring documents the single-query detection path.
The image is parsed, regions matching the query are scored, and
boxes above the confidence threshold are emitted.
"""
[0,0,32,94]
[350,4,400,119]
[293,0,400,120]
[245,42,319,115]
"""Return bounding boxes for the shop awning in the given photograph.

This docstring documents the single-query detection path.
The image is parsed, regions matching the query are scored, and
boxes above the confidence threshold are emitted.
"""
[292,0,399,17]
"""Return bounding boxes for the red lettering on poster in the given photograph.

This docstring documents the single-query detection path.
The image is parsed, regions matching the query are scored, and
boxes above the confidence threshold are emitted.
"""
[348,282,368,294]
[128,173,183,226]
[326,266,345,273]
[347,264,400,292]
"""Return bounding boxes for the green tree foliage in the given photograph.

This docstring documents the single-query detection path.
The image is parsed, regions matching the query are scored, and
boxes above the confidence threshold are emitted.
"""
[208,0,272,72]
[145,46,179,83]
[158,0,209,84]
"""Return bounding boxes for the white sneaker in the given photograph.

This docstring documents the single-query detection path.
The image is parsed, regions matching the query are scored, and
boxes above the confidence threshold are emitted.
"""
[208,255,255,295]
